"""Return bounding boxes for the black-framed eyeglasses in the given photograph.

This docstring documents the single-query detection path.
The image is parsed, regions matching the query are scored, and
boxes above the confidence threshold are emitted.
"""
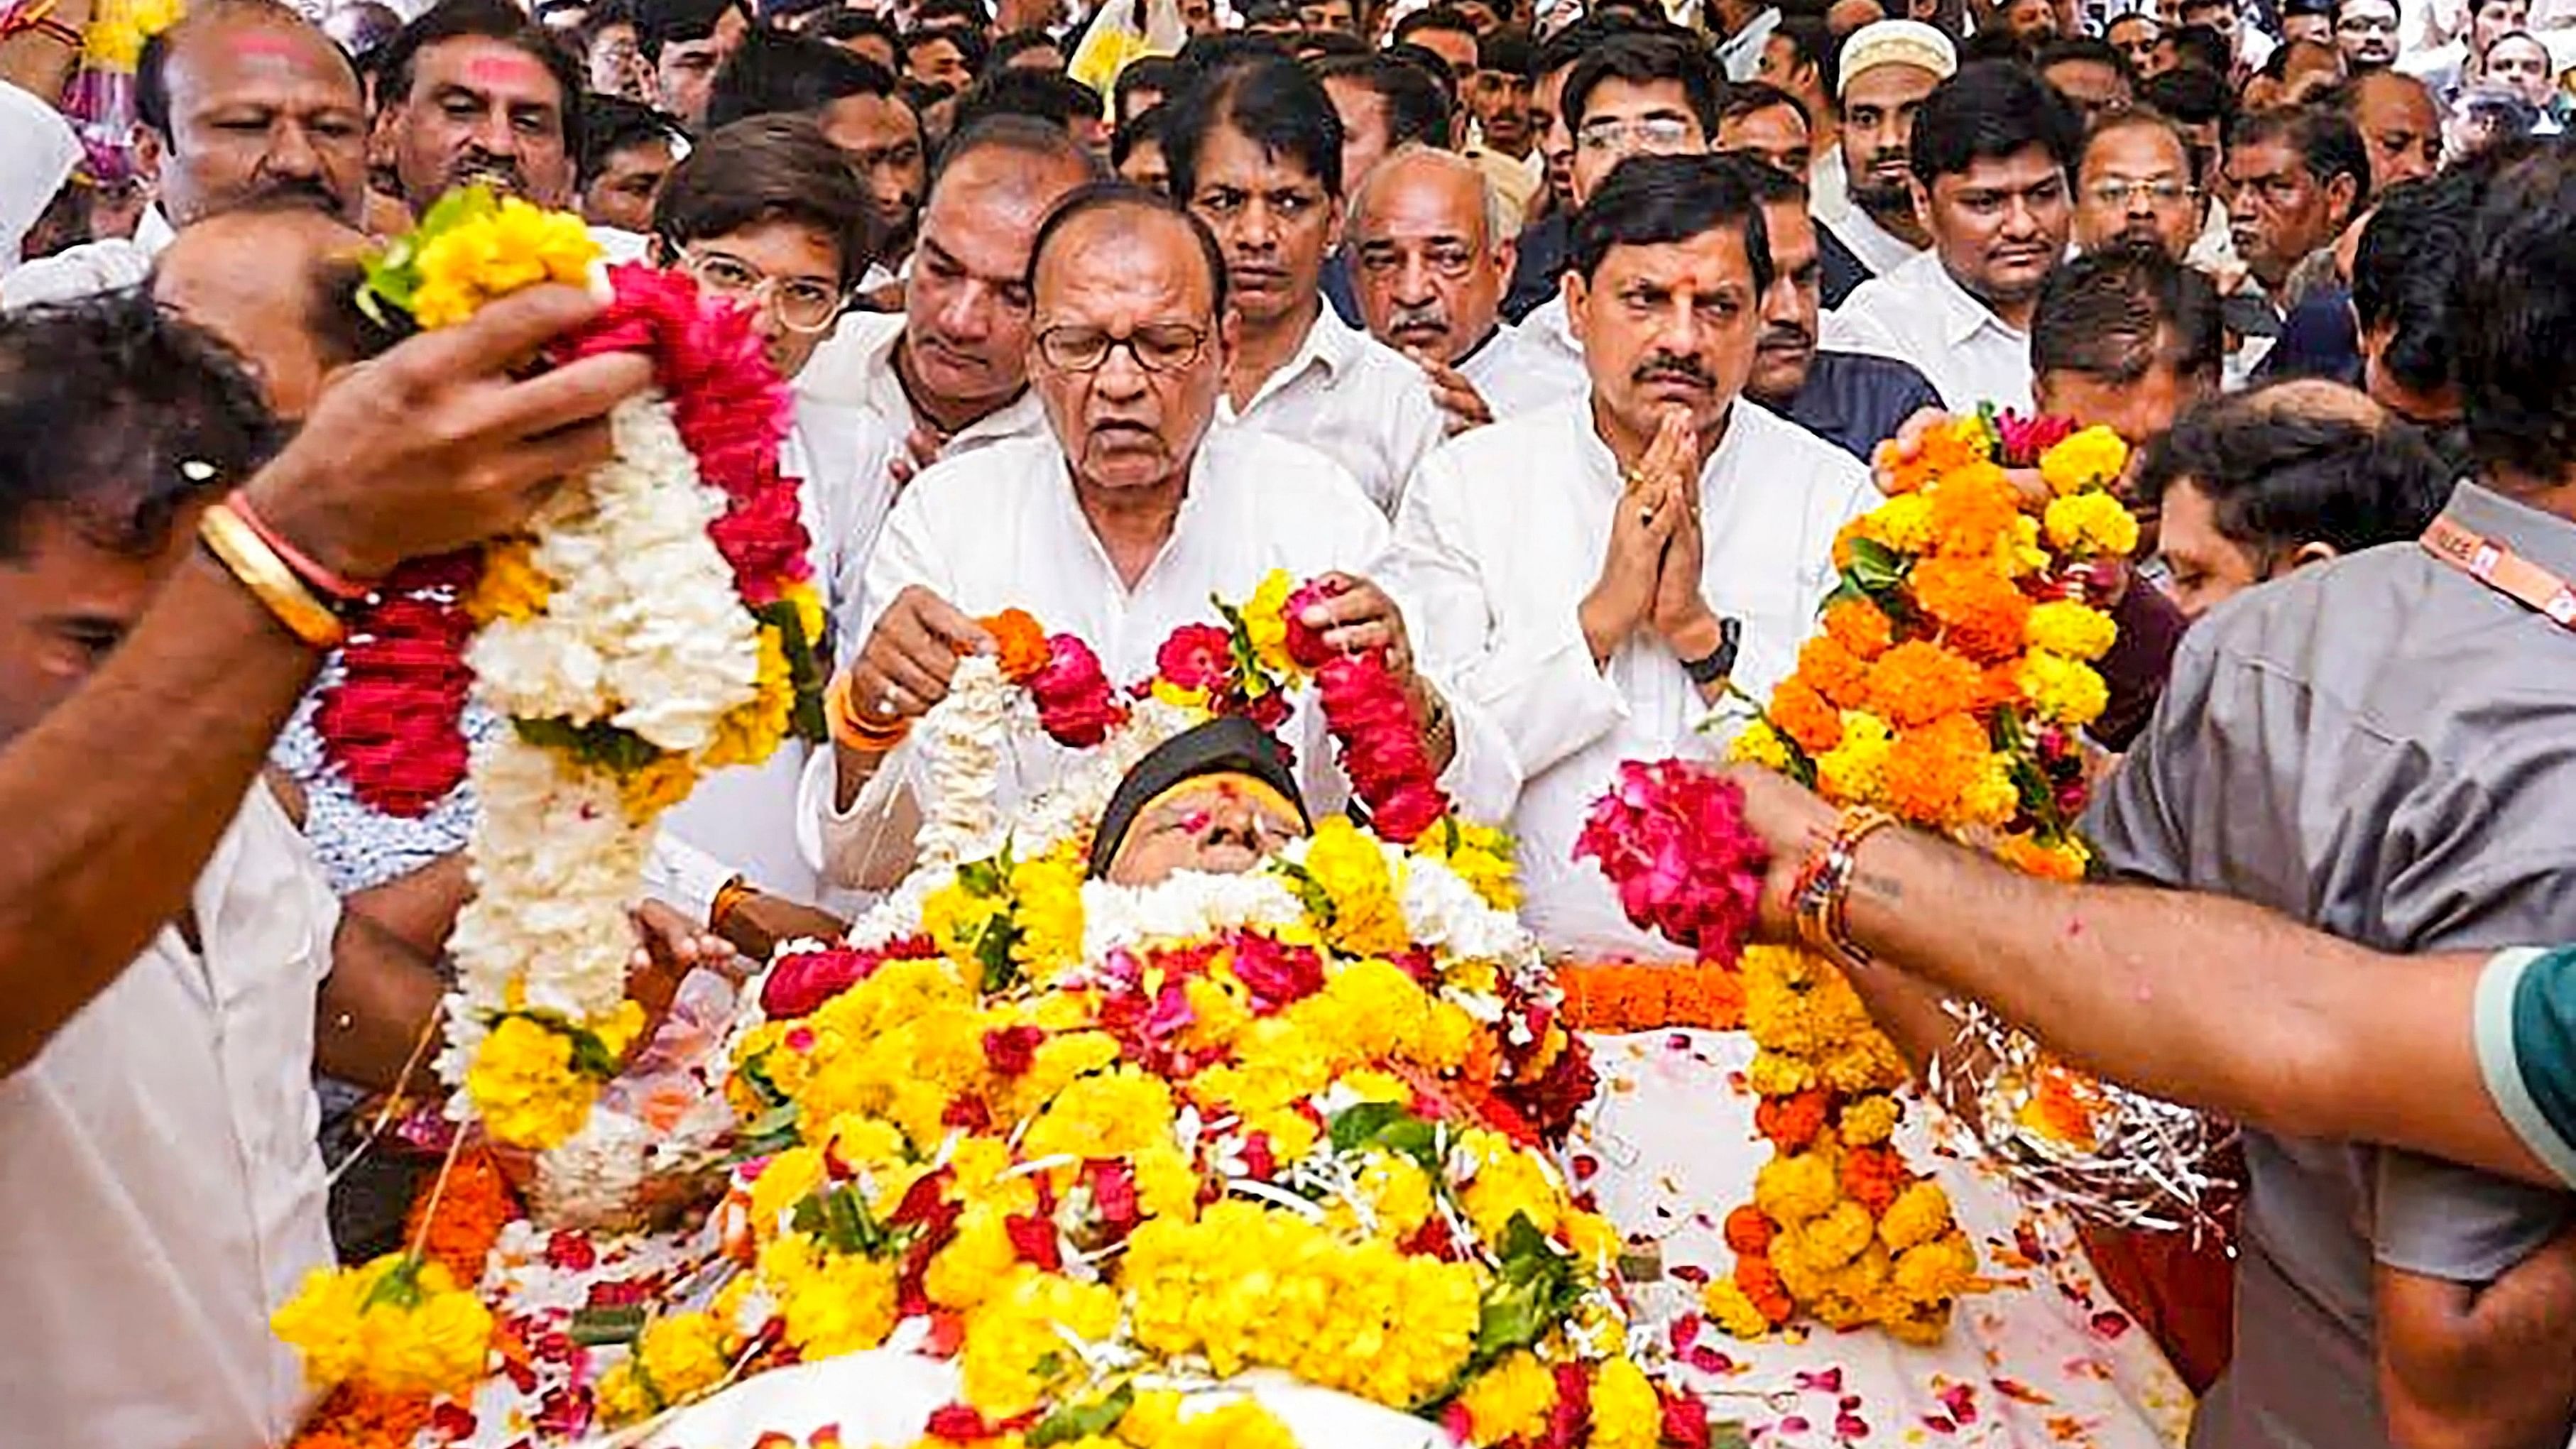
[1034,322,1211,373]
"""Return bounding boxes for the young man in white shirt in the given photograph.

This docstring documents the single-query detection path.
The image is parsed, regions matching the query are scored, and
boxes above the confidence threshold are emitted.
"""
[1385,153,1874,957]
[803,186,1515,887]
[1345,144,1586,423]
[0,283,653,1449]
[1167,55,1452,515]
[1832,60,2083,415]
[796,115,1100,486]
[1816,19,1953,278]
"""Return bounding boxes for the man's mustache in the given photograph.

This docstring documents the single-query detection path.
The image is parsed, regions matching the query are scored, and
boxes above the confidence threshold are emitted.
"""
[1632,352,1714,386]
[1757,322,1811,351]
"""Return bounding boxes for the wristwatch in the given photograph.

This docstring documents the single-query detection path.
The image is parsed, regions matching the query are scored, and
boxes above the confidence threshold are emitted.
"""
[1682,618,1743,687]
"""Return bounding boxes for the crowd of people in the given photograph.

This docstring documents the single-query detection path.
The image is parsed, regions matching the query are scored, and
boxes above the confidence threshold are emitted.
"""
[8,0,2576,1440]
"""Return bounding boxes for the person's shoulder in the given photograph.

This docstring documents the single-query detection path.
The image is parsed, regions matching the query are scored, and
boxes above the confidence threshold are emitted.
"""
[901,434,1059,508]
[794,309,905,403]
[1421,394,1585,476]
[1732,399,1873,491]
[1208,424,1379,513]
[1808,347,1939,398]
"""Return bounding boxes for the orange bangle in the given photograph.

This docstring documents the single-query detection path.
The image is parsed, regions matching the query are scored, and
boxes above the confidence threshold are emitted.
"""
[200,501,345,649]
[827,670,911,751]
[709,875,755,934]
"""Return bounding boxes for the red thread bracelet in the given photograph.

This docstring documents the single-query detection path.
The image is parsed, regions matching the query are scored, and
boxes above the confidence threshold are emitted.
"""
[225,490,377,602]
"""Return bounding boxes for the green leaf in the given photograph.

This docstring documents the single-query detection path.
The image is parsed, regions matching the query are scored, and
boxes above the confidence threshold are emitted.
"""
[512,716,662,774]
[1709,1423,1754,1449]
[958,858,1006,897]
[1470,1212,1584,1364]
[1029,1384,1135,1446]
[976,914,1025,993]
[1328,1100,1408,1154]
[1847,537,1909,595]
[733,1103,802,1160]
[362,1255,427,1312]
[569,1303,649,1348]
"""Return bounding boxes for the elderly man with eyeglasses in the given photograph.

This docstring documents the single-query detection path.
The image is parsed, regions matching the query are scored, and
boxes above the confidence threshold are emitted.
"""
[799,184,1517,891]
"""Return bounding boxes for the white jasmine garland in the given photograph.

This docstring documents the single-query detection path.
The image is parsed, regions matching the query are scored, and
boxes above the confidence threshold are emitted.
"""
[447,733,649,1029]
[910,655,1015,870]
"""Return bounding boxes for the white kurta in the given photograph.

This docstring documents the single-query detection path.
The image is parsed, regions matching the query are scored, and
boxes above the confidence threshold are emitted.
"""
[797,426,1519,886]
[1222,308,1450,516]
[0,80,80,281]
[1383,394,1873,959]
[0,784,338,1449]
[1456,320,1589,417]
[1830,248,2036,414]
[1820,203,1925,283]
[653,398,900,917]
[792,308,1052,461]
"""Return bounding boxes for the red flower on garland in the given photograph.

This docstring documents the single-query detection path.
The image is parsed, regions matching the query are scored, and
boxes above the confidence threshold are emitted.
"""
[1029,634,1127,747]
[1281,577,1338,669]
[1314,649,1450,843]
[761,938,934,1019]
[1573,759,1769,958]
[1155,623,1235,694]
[1994,410,2077,467]
[316,552,482,816]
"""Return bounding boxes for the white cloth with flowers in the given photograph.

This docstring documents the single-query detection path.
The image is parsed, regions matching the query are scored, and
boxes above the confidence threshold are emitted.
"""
[1576,1029,2196,1448]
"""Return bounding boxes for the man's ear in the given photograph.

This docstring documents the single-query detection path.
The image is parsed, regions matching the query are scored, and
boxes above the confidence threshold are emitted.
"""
[131,124,168,192]
[1561,267,1589,346]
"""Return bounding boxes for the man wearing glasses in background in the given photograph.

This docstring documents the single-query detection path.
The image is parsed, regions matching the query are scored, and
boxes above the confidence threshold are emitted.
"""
[2071,107,2207,259]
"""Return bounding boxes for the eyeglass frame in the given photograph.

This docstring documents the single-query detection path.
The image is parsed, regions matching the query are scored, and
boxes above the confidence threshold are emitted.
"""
[672,246,848,334]
[1575,114,1701,155]
[1030,319,1216,375]
[2084,177,2200,208]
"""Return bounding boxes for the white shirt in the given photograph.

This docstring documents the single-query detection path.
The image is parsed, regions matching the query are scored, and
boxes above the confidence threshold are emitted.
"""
[794,308,1052,461]
[1714,5,1781,81]
[1819,202,1924,281]
[1830,248,2036,414]
[1223,307,1450,515]
[1456,321,1588,417]
[653,399,899,918]
[0,81,80,278]
[0,784,337,1449]
[797,426,1519,886]
[2,204,172,310]
[1383,395,1873,958]
[1807,146,1852,227]
[1516,291,1586,374]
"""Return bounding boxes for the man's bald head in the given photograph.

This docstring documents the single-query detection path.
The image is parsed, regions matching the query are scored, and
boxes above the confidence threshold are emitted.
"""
[153,207,378,420]
[1348,143,1515,251]
[1346,144,1516,364]
[136,0,370,226]
[901,117,1105,415]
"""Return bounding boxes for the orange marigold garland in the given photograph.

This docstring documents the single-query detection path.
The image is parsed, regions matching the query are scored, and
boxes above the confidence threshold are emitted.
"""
[1557,961,1747,1032]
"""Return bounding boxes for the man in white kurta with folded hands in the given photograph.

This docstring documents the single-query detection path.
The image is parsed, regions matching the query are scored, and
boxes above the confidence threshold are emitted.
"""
[799,184,1514,890]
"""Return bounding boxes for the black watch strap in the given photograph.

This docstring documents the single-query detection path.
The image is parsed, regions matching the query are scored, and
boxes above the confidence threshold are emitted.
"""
[1683,617,1743,687]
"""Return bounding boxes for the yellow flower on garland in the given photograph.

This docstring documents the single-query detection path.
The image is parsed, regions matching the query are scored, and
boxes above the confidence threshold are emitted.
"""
[1593,1356,1664,1449]
[1120,1391,1301,1449]
[2042,490,2141,558]
[703,625,797,772]
[1413,817,1520,912]
[1814,710,1894,805]
[758,1233,900,1360]
[466,1015,598,1149]
[1727,717,1794,770]
[2038,425,2130,496]
[1856,491,1936,554]
[2024,599,2117,661]
[1703,1278,1776,1340]
[273,1253,494,1398]
[1840,1093,1900,1146]
[1457,1350,1558,1443]
[1008,848,1088,985]
[2018,650,2110,727]
[83,0,184,70]
[596,1311,735,1424]
[1754,1147,1841,1225]
[1879,1180,1955,1251]
[1240,569,1297,676]
[1301,816,1411,957]
[618,752,699,823]
[1021,1065,1177,1162]
[960,1269,1123,1417]
[410,194,601,329]
[466,537,553,624]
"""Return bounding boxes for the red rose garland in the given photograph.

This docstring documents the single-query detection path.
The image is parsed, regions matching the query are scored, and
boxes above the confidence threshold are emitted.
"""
[318,265,824,810]
[1573,758,1769,959]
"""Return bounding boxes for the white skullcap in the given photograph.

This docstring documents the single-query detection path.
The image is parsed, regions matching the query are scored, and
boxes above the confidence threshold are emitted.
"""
[1835,18,1958,97]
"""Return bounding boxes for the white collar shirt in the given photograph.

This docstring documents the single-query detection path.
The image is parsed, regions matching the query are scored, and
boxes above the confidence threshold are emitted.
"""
[1807,146,1852,226]
[1829,248,2036,414]
[1455,321,1588,417]
[652,398,899,919]
[0,81,80,277]
[0,784,338,1449]
[798,427,1520,886]
[1819,202,1924,281]
[1382,395,1872,958]
[793,308,1052,460]
[1221,307,1450,516]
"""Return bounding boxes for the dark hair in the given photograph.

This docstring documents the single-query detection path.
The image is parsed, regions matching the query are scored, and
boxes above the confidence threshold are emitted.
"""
[951,67,1104,135]
[1027,180,1231,317]
[379,0,586,154]
[915,0,991,28]
[706,28,900,129]
[577,93,688,184]
[1535,12,1643,80]
[2084,104,2203,185]
[0,288,279,560]
[653,113,879,288]
[2227,104,2371,208]
[904,22,990,76]
[2166,22,2231,75]
[932,111,1106,186]
[988,27,1064,75]
[2036,35,2134,84]
[2137,60,2232,127]
[1296,29,1372,58]
[1392,4,1480,53]
[810,9,900,52]
[1908,60,2082,187]
[1721,78,1810,129]
[1960,27,2035,66]
[1115,55,1188,125]
[579,0,642,48]
[138,1,355,141]
[1563,31,1723,137]
[1476,26,1537,78]
[2032,241,2223,385]
[1166,54,1344,199]
[2281,0,2334,15]
[1175,31,1297,77]
[1311,53,1456,151]
[2136,384,2452,554]
[633,0,748,62]
[2455,150,2576,480]
[1770,15,1838,102]
[1723,146,1809,204]
[2351,170,2478,398]
[1570,151,1773,295]
[2318,67,2434,119]
[1113,100,1171,174]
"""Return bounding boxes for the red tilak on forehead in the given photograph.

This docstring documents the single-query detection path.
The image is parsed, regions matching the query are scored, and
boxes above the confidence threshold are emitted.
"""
[230,31,304,59]
[466,54,547,87]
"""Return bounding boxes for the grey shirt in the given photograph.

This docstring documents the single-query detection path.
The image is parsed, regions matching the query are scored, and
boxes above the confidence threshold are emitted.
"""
[2087,479,2576,1449]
